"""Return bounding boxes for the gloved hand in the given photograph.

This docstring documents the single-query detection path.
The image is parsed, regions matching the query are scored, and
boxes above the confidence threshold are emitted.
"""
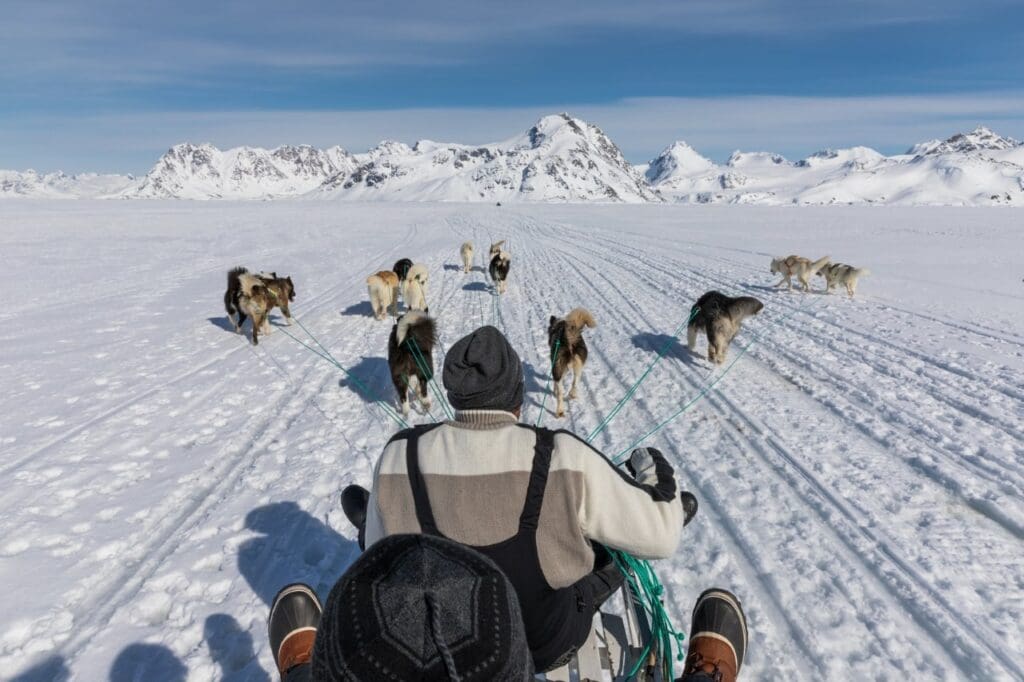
[627,448,698,527]
[626,447,660,480]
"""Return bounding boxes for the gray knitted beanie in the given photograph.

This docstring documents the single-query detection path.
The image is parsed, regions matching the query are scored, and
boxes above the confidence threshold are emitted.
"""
[442,326,524,411]
[312,534,533,681]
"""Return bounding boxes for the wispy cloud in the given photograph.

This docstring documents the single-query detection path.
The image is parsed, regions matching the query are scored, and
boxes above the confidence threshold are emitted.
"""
[3,0,1018,87]
[4,93,1023,173]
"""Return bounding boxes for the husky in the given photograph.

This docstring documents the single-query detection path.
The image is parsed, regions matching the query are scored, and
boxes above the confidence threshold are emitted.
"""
[388,311,437,417]
[224,268,271,345]
[770,255,831,292]
[460,241,474,273]
[489,250,511,295]
[818,262,871,298]
[687,291,764,365]
[402,263,429,312]
[224,267,296,342]
[489,240,506,258]
[392,258,413,283]
[547,308,597,418]
[366,270,400,320]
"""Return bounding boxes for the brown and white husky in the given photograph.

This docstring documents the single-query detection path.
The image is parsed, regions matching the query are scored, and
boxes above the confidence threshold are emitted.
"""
[770,255,831,292]
[547,308,597,418]
[224,267,296,344]
[367,270,400,320]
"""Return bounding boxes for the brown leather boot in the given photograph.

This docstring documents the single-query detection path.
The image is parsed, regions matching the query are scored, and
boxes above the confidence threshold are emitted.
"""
[680,588,747,682]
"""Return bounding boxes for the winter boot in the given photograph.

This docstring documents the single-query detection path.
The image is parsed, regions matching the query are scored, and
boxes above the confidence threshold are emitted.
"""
[341,484,370,550]
[681,491,699,526]
[269,583,322,677]
[679,588,747,682]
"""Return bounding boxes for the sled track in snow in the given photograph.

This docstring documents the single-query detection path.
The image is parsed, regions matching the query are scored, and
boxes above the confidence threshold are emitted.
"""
[509,211,1022,679]
[50,225,425,667]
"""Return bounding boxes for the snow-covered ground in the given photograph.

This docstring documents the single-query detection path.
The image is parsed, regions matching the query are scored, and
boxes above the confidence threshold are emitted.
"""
[1,201,1022,681]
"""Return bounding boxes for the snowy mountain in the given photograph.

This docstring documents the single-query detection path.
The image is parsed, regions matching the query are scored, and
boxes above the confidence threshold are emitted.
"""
[124,143,356,199]
[313,113,660,203]
[647,126,1024,206]
[4,120,1023,204]
[0,170,134,199]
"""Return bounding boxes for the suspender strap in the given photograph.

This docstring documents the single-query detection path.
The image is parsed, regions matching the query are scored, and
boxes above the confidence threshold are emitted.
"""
[404,424,443,536]
[518,427,555,531]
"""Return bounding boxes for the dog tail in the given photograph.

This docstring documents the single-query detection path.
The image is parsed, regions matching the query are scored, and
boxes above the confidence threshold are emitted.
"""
[225,266,248,315]
[408,263,429,284]
[854,267,871,278]
[809,255,831,276]
[227,266,247,287]
[397,312,437,378]
[565,308,596,333]
[404,278,428,311]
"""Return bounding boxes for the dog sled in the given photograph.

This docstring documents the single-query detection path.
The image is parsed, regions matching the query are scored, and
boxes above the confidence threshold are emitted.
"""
[538,574,668,682]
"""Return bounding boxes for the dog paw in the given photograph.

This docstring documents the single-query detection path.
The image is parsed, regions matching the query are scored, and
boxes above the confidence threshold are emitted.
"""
[568,389,578,400]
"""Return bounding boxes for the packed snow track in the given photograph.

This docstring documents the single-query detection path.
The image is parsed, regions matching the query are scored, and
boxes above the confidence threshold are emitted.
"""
[1,202,1021,681]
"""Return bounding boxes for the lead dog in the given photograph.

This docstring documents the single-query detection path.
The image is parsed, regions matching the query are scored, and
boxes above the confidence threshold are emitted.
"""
[388,311,437,417]
[687,291,764,364]
[770,255,831,292]
[367,270,400,320]
[818,262,870,298]
[547,308,597,418]
[402,263,429,312]
[489,250,511,295]
[224,267,296,343]
[460,241,474,273]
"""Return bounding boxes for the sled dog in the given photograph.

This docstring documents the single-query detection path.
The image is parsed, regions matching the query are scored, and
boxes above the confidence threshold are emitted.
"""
[489,240,506,258]
[547,308,597,418]
[388,311,437,417]
[770,255,831,292]
[489,250,511,295]
[687,291,764,364]
[818,262,870,298]
[366,270,400,320]
[224,267,271,345]
[460,241,474,273]
[402,263,429,312]
[392,258,413,283]
[224,267,296,343]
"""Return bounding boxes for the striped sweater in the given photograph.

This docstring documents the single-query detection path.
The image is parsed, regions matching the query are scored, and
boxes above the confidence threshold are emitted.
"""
[365,410,684,589]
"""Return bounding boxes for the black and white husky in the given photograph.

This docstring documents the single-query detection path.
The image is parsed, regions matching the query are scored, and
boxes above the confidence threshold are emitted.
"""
[817,262,870,298]
[687,291,764,364]
[388,311,437,417]
[547,308,597,418]
[489,250,511,295]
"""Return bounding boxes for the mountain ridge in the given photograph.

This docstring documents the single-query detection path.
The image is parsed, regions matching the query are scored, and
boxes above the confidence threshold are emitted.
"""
[3,118,1022,205]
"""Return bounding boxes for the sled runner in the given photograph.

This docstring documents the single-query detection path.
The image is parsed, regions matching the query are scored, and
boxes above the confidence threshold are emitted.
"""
[537,571,666,682]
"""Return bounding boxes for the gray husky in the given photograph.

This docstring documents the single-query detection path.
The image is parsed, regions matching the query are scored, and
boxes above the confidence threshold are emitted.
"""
[687,291,764,364]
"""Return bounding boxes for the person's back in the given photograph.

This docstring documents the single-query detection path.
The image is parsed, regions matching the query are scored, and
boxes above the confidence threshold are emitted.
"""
[365,326,687,671]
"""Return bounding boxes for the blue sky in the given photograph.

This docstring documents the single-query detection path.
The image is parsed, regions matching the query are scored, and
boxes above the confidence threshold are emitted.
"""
[2,0,1023,173]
